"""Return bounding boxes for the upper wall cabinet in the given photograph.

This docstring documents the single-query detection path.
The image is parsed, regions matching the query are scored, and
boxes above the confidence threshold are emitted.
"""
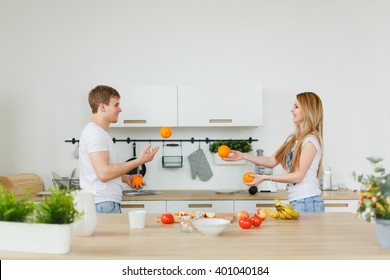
[177,84,263,127]
[112,85,178,128]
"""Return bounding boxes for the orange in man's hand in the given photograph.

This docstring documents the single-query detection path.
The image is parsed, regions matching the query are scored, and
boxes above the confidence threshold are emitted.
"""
[131,175,143,187]
[160,126,172,138]
[217,145,231,158]
[243,172,254,183]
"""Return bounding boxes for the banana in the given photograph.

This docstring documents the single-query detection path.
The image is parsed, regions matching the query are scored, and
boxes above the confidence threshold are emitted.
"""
[266,209,280,218]
[278,210,286,219]
[289,211,300,218]
[274,199,284,207]
[275,203,300,219]
[280,208,292,219]
[284,204,294,210]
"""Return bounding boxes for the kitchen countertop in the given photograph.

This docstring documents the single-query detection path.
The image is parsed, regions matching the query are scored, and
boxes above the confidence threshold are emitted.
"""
[1,212,388,260]
[121,189,359,201]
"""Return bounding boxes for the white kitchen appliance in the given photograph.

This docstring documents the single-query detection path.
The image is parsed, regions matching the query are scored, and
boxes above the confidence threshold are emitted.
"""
[255,149,277,192]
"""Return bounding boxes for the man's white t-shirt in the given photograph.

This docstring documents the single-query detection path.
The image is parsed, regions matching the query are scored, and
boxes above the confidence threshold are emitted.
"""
[79,122,123,204]
[287,134,322,201]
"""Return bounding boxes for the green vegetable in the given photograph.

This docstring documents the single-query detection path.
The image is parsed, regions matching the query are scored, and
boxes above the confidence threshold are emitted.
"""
[209,139,253,154]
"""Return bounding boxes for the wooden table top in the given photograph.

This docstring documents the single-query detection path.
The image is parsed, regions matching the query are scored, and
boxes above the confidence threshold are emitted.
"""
[1,212,389,260]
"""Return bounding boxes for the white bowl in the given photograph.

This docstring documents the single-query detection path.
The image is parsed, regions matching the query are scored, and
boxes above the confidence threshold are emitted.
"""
[192,218,230,237]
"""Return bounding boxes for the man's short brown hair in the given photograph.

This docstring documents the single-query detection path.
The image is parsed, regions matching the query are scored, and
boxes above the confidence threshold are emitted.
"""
[88,85,120,113]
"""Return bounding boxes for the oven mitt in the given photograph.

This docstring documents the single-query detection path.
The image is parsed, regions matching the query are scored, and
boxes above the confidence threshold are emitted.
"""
[188,149,213,181]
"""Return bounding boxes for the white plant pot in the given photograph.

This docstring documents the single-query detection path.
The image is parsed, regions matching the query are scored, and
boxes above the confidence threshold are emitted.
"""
[212,154,247,165]
[0,221,72,254]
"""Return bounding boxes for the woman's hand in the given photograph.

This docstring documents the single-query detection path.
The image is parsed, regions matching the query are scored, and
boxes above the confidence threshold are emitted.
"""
[223,150,245,161]
[243,174,267,187]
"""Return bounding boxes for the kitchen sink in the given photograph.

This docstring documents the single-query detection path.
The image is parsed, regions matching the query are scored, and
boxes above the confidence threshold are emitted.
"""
[122,190,161,196]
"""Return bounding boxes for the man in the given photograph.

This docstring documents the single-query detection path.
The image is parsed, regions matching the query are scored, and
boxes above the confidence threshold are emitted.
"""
[79,85,159,213]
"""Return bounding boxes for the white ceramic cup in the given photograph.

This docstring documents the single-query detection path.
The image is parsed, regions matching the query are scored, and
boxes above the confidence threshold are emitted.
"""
[128,210,146,229]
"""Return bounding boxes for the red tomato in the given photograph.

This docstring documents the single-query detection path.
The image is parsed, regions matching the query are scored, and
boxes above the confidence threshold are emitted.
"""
[238,218,253,229]
[160,213,174,224]
[251,215,263,227]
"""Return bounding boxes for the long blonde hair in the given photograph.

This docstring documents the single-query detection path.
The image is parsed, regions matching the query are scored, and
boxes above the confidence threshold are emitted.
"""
[274,92,323,177]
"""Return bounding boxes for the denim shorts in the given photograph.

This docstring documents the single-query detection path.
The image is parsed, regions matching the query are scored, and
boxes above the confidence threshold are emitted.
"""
[290,195,325,213]
[95,201,122,214]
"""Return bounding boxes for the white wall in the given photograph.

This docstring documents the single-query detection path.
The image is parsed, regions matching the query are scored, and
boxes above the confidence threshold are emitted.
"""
[1,0,389,191]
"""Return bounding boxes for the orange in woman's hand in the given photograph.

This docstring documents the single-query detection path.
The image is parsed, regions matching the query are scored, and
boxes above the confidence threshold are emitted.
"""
[160,126,172,138]
[243,172,254,183]
[131,175,143,187]
[217,145,231,158]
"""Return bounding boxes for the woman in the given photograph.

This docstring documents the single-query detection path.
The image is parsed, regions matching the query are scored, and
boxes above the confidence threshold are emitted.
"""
[225,92,325,213]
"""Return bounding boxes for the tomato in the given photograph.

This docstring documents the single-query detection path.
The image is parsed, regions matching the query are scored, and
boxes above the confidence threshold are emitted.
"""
[238,218,253,229]
[251,215,263,227]
[160,213,174,224]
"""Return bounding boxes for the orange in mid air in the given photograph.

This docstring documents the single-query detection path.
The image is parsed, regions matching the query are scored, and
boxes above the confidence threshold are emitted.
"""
[243,172,254,183]
[217,145,231,158]
[131,175,143,187]
[160,126,172,138]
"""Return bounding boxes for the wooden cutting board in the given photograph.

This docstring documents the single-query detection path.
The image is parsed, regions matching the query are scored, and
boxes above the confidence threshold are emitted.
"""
[155,213,234,223]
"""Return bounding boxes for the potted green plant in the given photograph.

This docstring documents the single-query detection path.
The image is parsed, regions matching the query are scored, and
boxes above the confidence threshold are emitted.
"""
[354,157,390,248]
[209,139,253,165]
[0,185,81,254]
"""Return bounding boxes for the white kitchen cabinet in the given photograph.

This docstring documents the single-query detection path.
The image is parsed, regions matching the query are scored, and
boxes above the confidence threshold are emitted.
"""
[177,84,263,127]
[234,199,358,214]
[121,201,166,214]
[167,200,234,214]
[324,200,358,213]
[112,85,178,127]
[234,200,289,214]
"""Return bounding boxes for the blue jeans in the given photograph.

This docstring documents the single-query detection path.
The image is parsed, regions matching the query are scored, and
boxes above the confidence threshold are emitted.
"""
[290,195,325,213]
[95,201,122,214]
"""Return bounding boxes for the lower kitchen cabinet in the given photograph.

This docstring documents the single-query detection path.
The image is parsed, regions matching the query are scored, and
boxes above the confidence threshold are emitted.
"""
[121,201,166,214]
[234,200,289,214]
[323,200,359,213]
[166,200,234,213]
[234,199,358,214]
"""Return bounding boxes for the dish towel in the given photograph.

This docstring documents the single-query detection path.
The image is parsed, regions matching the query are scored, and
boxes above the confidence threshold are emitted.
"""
[188,149,213,181]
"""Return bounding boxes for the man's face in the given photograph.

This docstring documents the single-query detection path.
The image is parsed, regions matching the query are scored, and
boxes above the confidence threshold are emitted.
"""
[102,96,122,123]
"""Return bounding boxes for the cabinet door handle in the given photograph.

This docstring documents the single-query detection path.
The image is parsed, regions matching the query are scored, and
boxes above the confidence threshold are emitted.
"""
[188,203,212,208]
[255,203,275,208]
[122,204,145,209]
[123,120,147,124]
[325,203,348,208]
[209,119,232,124]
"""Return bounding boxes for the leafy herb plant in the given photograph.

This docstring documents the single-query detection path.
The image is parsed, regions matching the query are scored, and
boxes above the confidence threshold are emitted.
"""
[0,187,35,222]
[35,186,80,224]
[0,185,80,224]
[209,139,253,154]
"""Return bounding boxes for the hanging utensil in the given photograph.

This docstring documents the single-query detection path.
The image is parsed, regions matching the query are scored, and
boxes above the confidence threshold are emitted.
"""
[126,142,146,176]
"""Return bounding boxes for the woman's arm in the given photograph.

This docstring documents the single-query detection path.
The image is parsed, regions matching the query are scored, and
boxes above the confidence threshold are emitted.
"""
[244,141,317,186]
[224,150,278,168]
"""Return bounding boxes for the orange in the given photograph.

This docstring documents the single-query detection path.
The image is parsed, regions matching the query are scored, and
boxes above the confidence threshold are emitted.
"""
[243,171,254,183]
[217,145,230,158]
[131,175,143,187]
[160,126,172,138]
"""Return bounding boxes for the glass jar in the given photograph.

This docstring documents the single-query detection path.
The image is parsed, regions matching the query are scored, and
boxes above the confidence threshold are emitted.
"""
[180,216,193,233]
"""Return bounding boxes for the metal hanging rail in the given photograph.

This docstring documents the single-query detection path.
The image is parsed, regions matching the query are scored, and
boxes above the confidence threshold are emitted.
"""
[65,137,258,145]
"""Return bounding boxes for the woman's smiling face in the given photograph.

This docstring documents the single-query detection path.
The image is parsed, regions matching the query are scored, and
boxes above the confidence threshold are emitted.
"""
[291,99,304,125]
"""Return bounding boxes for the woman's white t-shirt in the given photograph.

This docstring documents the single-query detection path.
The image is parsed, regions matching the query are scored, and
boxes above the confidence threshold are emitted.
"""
[79,122,123,204]
[287,134,322,201]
